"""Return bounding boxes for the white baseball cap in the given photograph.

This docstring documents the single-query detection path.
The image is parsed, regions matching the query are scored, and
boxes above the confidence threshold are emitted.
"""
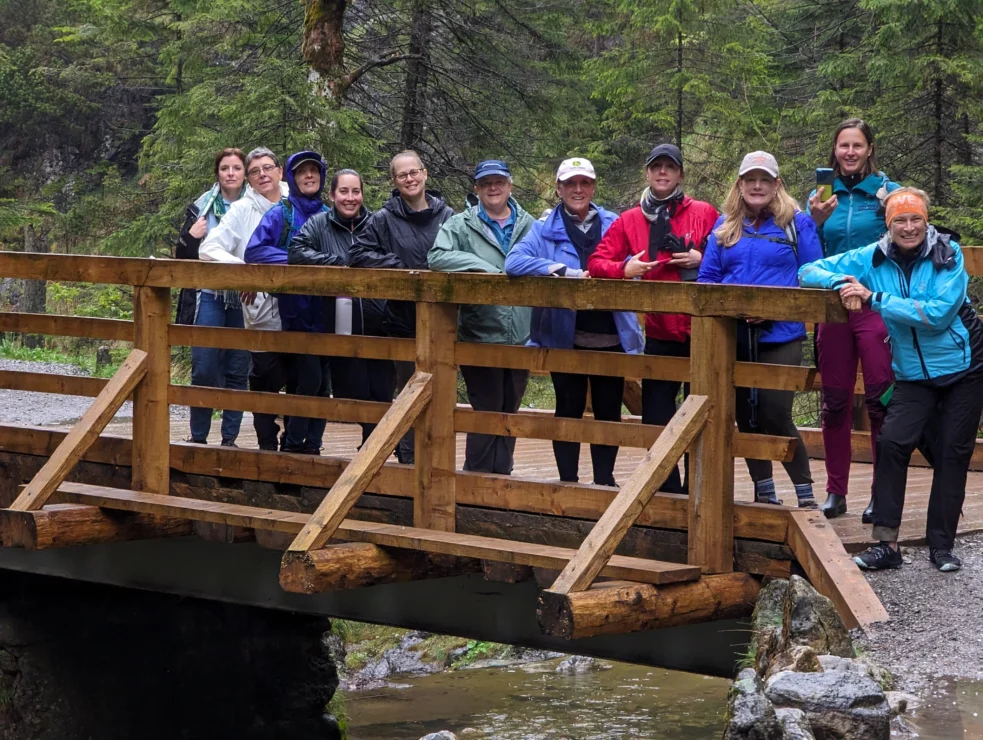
[738,151,780,178]
[556,157,596,182]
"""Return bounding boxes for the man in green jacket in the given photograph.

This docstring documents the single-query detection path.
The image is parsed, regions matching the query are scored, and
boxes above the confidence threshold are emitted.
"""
[429,160,535,474]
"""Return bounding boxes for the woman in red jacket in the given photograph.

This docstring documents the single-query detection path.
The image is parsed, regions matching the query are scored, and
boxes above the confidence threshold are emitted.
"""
[588,144,719,492]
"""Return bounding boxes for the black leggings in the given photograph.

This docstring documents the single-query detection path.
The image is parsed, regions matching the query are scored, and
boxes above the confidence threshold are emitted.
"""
[551,344,625,486]
[735,338,813,486]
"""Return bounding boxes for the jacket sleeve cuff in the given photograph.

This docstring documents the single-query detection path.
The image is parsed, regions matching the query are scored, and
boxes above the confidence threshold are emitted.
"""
[548,263,567,276]
[870,292,885,312]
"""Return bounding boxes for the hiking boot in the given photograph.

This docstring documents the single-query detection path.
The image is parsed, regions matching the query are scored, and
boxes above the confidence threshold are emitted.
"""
[853,543,903,571]
[186,437,207,445]
[862,497,875,524]
[930,548,962,573]
[220,440,238,448]
[797,495,819,510]
[820,493,847,518]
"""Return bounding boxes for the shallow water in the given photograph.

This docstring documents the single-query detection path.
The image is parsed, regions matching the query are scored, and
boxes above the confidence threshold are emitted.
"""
[907,679,983,739]
[346,660,983,740]
[345,659,730,739]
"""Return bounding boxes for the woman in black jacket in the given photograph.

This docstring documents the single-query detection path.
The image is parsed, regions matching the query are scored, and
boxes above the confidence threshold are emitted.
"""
[288,169,389,445]
[349,152,454,463]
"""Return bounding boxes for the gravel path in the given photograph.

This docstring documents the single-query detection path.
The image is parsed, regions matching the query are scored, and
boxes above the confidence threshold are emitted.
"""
[854,532,983,692]
[0,358,135,426]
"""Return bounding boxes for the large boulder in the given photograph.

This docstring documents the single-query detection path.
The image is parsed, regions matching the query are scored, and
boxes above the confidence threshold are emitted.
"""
[722,669,784,740]
[765,670,890,740]
[775,708,815,740]
[783,576,853,658]
[752,580,788,675]
[765,645,823,680]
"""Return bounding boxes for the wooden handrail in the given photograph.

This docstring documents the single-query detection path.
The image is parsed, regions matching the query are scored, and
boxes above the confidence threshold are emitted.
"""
[0,253,846,323]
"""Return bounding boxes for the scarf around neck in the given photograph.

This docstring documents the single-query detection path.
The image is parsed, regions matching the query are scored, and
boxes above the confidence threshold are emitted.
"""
[640,186,684,222]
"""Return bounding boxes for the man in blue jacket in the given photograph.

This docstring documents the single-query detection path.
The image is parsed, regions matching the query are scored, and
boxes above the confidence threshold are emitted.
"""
[800,188,983,573]
[245,150,330,454]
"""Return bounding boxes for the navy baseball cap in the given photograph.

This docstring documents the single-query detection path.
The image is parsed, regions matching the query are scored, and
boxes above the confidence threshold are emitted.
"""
[645,144,683,168]
[474,159,511,181]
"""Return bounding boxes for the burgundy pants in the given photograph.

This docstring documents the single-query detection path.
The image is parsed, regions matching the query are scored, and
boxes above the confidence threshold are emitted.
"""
[816,305,895,496]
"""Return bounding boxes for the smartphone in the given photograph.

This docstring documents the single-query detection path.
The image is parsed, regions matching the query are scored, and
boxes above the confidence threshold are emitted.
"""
[816,167,835,202]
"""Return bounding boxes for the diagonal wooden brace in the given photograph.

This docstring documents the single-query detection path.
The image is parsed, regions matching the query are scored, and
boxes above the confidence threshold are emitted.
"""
[285,371,433,553]
[546,394,710,595]
[9,349,149,512]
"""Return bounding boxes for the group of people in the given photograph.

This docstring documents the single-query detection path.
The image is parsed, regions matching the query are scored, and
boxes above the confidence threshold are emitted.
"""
[175,117,983,575]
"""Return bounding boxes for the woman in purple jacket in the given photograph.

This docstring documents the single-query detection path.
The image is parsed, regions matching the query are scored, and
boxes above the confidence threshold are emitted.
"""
[244,150,329,454]
[698,151,822,508]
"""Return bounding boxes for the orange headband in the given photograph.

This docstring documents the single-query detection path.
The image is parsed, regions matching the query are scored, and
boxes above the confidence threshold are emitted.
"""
[885,193,928,227]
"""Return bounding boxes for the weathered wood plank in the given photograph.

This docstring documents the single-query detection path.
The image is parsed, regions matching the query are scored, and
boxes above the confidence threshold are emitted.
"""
[169,324,415,361]
[414,302,457,532]
[9,349,148,511]
[0,253,848,323]
[548,395,710,594]
[537,573,761,639]
[0,371,108,397]
[787,510,889,630]
[0,503,192,550]
[169,385,391,424]
[132,286,171,495]
[455,342,816,392]
[0,425,793,542]
[0,312,134,341]
[287,372,432,552]
[689,317,736,574]
[454,409,795,462]
[55,483,702,584]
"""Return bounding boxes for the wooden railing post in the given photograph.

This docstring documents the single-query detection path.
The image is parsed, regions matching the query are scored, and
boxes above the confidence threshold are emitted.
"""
[414,302,457,531]
[688,316,736,573]
[132,286,171,495]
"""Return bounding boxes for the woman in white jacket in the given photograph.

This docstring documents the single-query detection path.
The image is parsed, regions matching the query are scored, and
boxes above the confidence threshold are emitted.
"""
[198,147,290,450]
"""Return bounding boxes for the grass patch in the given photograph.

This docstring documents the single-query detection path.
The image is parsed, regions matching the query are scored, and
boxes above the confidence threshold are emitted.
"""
[449,639,511,669]
[333,620,407,673]
[409,633,471,666]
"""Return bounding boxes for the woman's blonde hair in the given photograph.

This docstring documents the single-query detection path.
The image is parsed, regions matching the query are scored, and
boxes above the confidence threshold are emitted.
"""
[714,176,801,247]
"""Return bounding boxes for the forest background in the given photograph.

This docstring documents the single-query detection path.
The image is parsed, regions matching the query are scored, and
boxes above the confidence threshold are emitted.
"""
[2,0,983,326]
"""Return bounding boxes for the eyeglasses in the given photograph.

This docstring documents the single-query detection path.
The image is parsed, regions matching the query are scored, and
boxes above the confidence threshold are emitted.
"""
[395,168,424,183]
[247,164,279,177]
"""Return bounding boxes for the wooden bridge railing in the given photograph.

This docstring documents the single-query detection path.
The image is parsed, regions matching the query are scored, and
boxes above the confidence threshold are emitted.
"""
[0,251,894,633]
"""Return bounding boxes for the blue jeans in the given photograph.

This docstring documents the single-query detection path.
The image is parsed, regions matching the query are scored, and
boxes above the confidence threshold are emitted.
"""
[189,291,250,443]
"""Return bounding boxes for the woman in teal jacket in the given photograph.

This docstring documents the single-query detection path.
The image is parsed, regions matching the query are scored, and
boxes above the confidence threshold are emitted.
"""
[807,119,901,522]
[799,187,983,574]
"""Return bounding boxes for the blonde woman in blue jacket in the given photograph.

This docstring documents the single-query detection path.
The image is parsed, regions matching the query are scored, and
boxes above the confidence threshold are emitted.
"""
[800,188,983,573]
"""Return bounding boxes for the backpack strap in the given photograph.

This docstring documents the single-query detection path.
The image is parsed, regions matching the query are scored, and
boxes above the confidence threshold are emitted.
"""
[745,221,798,261]
[277,199,295,249]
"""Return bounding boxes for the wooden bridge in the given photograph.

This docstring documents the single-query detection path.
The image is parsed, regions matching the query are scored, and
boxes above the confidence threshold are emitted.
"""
[0,251,921,676]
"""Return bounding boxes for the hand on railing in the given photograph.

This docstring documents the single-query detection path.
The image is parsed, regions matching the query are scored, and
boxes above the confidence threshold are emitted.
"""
[837,276,870,313]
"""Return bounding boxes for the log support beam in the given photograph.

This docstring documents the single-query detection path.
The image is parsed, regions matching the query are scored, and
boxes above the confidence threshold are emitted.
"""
[0,504,192,550]
[537,572,761,639]
[280,542,481,593]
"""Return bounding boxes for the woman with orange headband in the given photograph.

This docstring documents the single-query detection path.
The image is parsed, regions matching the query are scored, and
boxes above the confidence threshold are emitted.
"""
[800,187,983,573]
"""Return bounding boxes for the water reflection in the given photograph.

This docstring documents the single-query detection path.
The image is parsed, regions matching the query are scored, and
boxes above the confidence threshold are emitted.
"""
[345,658,730,739]
[907,678,983,739]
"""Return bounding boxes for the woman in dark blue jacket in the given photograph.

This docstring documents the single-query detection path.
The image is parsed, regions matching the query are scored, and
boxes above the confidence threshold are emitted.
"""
[698,151,822,508]
[505,158,643,486]
[244,150,329,454]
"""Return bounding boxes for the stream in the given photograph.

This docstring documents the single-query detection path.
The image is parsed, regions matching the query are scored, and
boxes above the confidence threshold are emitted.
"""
[345,658,983,739]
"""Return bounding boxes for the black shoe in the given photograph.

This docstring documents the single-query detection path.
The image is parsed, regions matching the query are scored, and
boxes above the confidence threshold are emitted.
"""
[853,543,903,571]
[820,493,847,519]
[185,437,207,445]
[258,443,278,451]
[862,498,875,524]
[930,548,962,572]
[220,440,238,448]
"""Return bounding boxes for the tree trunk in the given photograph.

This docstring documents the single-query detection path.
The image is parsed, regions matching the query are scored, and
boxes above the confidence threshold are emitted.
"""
[676,25,683,147]
[399,0,433,150]
[21,224,48,349]
[303,0,348,97]
[933,23,944,203]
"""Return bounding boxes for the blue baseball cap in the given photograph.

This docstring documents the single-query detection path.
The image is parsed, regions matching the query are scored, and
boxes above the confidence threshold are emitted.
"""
[474,159,511,181]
